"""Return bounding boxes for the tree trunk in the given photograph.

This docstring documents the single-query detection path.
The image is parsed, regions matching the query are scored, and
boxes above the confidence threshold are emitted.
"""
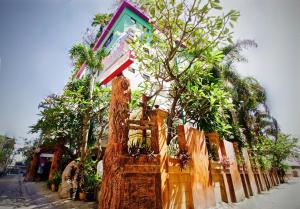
[80,75,96,163]
[166,94,179,145]
[80,111,91,164]
[99,75,130,209]
[77,74,96,189]
[239,111,253,146]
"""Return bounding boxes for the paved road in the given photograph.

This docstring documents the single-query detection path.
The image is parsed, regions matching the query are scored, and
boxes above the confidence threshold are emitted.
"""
[216,177,300,209]
[0,174,56,209]
[0,175,96,209]
[1,174,299,209]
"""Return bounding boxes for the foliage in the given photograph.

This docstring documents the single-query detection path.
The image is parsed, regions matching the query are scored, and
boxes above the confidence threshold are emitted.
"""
[129,90,143,113]
[51,171,62,186]
[217,40,274,145]
[82,156,101,192]
[25,0,299,183]
[30,78,111,156]
[70,43,107,78]
[235,151,245,166]
[207,143,219,161]
[30,93,82,149]
[83,13,113,49]
[176,150,191,170]
[69,43,108,167]
[63,79,111,148]
[0,135,15,170]
[167,137,179,156]
[250,134,298,171]
[271,133,298,169]
[17,138,39,163]
[127,139,154,160]
[180,72,234,137]
[219,156,231,168]
[132,0,239,143]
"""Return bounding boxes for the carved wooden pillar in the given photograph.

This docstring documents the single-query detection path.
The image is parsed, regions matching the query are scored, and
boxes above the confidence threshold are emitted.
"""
[49,144,63,180]
[206,132,223,158]
[177,125,187,152]
[187,128,216,209]
[99,75,131,209]
[220,140,245,202]
[25,150,40,181]
[150,109,168,209]
[242,148,258,196]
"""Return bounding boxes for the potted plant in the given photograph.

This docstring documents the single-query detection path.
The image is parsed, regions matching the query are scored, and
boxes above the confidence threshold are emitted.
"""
[79,188,86,201]
[219,157,231,169]
[46,179,53,190]
[81,156,102,201]
[83,173,101,201]
[208,144,219,162]
[50,171,61,192]
[236,154,245,171]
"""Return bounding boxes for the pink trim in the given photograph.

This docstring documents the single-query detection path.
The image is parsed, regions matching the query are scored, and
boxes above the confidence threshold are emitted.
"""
[101,57,134,85]
[93,0,149,51]
[76,63,87,79]
[76,0,149,79]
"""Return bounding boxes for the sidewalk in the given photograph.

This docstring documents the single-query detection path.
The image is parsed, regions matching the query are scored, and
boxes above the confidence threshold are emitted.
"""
[212,177,300,209]
[0,174,97,209]
[31,181,97,209]
[2,175,299,209]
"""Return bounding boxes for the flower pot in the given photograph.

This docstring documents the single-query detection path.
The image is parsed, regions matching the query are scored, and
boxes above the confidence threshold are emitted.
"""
[85,192,95,201]
[51,184,56,192]
[79,192,86,201]
[211,160,222,170]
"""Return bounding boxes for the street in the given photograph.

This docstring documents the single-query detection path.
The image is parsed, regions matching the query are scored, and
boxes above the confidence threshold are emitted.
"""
[216,177,300,209]
[1,174,299,209]
[0,174,96,209]
[0,174,54,209]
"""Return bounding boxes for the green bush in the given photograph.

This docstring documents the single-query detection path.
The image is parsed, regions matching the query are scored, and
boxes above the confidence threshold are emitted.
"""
[82,156,102,193]
[52,171,62,186]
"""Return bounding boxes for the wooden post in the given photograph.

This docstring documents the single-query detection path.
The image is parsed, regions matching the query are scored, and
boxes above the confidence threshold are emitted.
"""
[49,144,63,180]
[220,140,245,202]
[177,125,187,152]
[187,128,216,209]
[99,75,131,209]
[150,109,168,209]
[241,148,258,196]
[25,150,40,181]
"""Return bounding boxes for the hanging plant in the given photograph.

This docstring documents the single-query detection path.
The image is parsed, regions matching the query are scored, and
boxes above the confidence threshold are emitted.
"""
[176,150,191,170]
[219,157,231,168]
[208,144,219,161]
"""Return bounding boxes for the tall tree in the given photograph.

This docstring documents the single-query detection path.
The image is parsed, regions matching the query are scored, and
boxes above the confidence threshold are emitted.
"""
[132,0,239,143]
[30,93,82,153]
[92,13,113,39]
[69,44,107,165]
[0,135,15,172]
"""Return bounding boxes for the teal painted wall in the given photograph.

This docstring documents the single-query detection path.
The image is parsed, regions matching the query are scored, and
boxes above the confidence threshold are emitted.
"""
[100,8,152,51]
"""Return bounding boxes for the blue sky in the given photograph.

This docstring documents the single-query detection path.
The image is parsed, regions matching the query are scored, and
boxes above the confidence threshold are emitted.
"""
[0,0,299,149]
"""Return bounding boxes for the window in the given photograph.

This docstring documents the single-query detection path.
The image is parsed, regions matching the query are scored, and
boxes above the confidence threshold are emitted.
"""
[142,73,150,80]
[103,33,113,48]
[130,17,136,24]
[128,67,135,73]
